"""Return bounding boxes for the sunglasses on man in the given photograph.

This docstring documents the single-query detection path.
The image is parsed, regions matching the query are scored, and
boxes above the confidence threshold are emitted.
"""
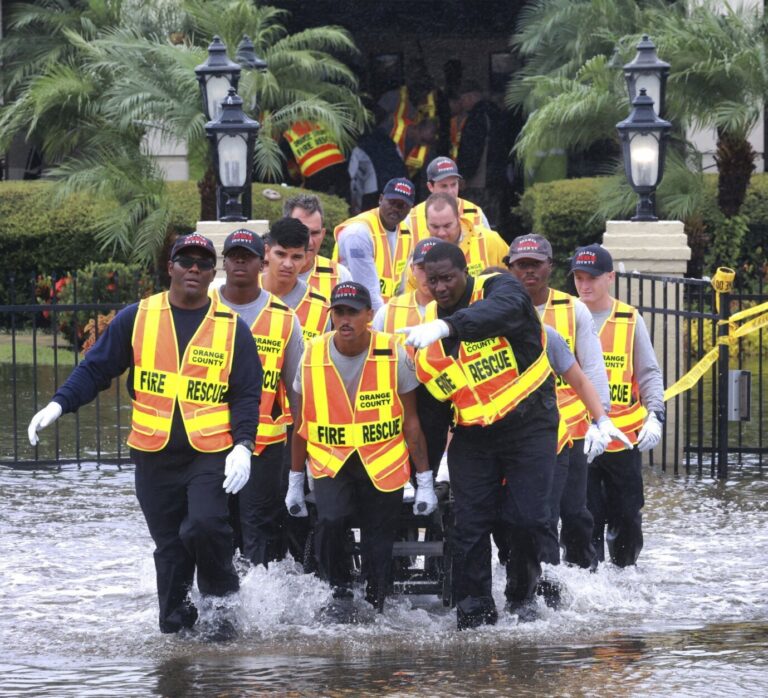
[172,255,216,271]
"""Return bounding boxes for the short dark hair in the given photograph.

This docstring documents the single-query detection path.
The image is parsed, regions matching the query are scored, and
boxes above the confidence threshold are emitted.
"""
[283,193,324,222]
[423,241,467,270]
[266,217,309,250]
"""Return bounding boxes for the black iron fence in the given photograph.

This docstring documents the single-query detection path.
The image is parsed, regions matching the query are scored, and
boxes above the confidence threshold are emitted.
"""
[2,270,765,477]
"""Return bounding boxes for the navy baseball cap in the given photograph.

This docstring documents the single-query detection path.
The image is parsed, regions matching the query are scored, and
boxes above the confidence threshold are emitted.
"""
[426,156,462,182]
[223,228,265,257]
[569,244,613,276]
[382,177,416,207]
[507,234,553,263]
[412,237,442,264]
[330,281,372,310]
[170,233,217,261]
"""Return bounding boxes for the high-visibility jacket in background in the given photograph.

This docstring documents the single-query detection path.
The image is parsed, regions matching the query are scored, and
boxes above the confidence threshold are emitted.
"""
[598,299,648,450]
[212,289,295,453]
[415,275,553,427]
[389,86,412,157]
[284,121,345,178]
[299,331,410,491]
[333,208,413,301]
[307,254,343,300]
[128,292,235,453]
[294,287,331,343]
[542,289,591,441]
[405,91,436,176]
[450,114,467,160]
[408,197,486,243]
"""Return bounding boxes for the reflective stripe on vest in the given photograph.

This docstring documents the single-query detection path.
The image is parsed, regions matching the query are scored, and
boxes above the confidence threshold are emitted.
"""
[450,114,467,160]
[333,209,412,301]
[599,299,647,450]
[299,331,410,492]
[383,291,423,358]
[543,289,591,440]
[405,92,436,175]
[389,86,411,156]
[307,255,341,300]
[295,288,330,343]
[408,198,485,243]
[128,292,235,453]
[463,228,491,278]
[284,121,345,178]
[414,275,553,426]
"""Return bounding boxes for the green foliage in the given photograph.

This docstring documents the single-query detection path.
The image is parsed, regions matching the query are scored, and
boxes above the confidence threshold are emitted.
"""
[704,215,749,273]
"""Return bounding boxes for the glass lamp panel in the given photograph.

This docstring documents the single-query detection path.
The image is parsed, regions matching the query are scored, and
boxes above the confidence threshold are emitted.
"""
[217,134,247,187]
[634,73,661,114]
[206,75,233,121]
[629,132,660,187]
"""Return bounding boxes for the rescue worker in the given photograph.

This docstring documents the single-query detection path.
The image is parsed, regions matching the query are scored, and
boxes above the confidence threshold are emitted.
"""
[214,229,304,568]
[407,156,491,240]
[283,193,352,299]
[334,177,416,312]
[262,218,331,342]
[505,234,612,569]
[570,244,665,567]
[286,282,437,621]
[27,233,261,639]
[399,242,558,629]
[282,121,349,200]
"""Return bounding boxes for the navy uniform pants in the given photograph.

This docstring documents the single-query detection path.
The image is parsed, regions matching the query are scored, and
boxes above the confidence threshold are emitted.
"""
[133,448,239,634]
[587,447,644,567]
[312,454,402,597]
[449,396,558,618]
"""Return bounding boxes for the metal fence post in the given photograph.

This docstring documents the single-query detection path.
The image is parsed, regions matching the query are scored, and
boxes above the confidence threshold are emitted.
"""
[716,291,730,479]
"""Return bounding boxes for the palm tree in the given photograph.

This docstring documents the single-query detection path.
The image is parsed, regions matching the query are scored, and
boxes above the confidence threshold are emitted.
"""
[0,0,367,265]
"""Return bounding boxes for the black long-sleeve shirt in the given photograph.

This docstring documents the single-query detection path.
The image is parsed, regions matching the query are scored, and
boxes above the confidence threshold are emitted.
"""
[53,298,262,455]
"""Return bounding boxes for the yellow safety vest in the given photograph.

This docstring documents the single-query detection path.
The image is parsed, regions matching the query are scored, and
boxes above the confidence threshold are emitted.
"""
[307,254,343,300]
[127,292,235,453]
[294,287,331,343]
[389,86,412,157]
[405,91,437,176]
[415,275,553,427]
[299,331,410,491]
[284,121,345,178]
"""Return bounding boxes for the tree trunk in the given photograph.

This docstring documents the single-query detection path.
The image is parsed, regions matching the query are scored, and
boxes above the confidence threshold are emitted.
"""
[714,131,756,217]
[198,163,218,222]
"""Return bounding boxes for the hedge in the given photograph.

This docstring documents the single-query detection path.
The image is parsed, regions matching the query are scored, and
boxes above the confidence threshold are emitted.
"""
[0,180,349,306]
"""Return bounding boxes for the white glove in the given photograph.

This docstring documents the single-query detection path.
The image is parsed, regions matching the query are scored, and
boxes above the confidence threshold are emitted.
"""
[597,415,633,450]
[285,471,308,517]
[583,423,607,464]
[28,401,63,446]
[636,412,663,452]
[223,444,251,494]
[413,470,438,516]
[397,319,450,349]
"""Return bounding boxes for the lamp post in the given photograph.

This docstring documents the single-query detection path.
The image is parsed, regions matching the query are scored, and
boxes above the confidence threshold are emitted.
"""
[616,89,672,222]
[236,35,268,72]
[205,88,260,221]
[194,36,242,121]
[623,35,670,118]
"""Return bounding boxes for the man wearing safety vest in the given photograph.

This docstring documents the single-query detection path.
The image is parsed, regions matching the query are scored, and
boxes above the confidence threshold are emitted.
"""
[213,229,304,569]
[570,244,665,568]
[286,282,437,622]
[283,121,349,199]
[262,218,331,343]
[407,157,491,241]
[27,233,262,640]
[505,234,614,571]
[283,193,352,299]
[399,242,559,629]
[333,177,416,312]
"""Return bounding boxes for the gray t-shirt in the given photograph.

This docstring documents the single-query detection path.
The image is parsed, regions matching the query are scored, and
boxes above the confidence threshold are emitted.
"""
[536,296,610,411]
[544,325,576,376]
[216,288,304,416]
[293,337,419,401]
[590,305,665,413]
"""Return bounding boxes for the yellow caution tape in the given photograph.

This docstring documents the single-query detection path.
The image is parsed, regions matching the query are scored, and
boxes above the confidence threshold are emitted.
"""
[664,346,719,402]
[711,267,735,313]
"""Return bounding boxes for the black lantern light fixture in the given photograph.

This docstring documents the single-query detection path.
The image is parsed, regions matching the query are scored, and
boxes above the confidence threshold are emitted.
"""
[623,34,670,118]
[205,88,260,221]
[194,36,242,121]
[235,35,268,72]
[616,88,672,222]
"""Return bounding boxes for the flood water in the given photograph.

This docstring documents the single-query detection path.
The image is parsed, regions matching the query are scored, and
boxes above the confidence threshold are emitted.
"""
[1,464,766,696]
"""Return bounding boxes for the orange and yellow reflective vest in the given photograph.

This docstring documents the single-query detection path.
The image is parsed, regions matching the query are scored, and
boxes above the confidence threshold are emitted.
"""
[450,114,467,160]
[333,208,412,301]
[294,286,331,343]
[284,121,345,178]
[542,289,591,442]
[299,331,410,491]
[307,254,343,300]
[405,91,436,176]
[212,289,296,453]
[382,290,424,358]
[598,299,648,451]
[407,197,486,243]
[415,275,553,427]
[389,86,412,157]
[127,292,235,453]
